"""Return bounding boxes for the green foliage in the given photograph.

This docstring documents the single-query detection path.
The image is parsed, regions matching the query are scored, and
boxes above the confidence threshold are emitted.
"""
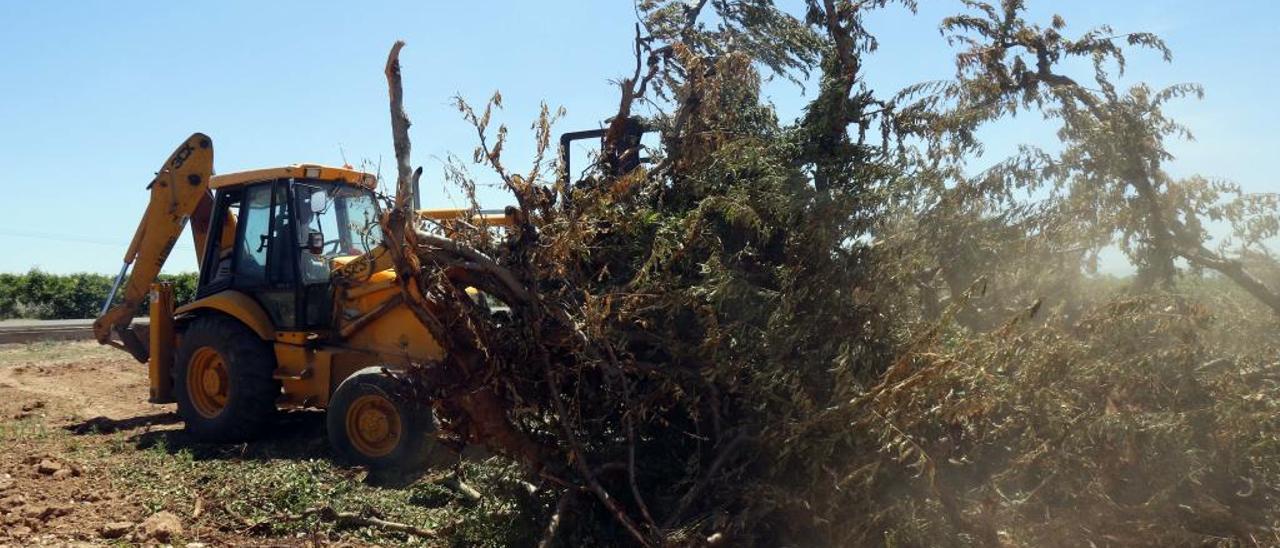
[0,269,197,320]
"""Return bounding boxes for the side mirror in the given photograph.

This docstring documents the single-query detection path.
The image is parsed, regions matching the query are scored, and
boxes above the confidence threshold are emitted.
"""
[310,189,330,213]
[306,231,324,255]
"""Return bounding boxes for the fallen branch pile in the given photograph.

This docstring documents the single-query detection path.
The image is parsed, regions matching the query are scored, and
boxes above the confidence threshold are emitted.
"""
[361,1,1280,545]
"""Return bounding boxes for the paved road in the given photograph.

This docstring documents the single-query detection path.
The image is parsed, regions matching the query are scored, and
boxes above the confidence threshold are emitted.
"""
[0,318,148,344]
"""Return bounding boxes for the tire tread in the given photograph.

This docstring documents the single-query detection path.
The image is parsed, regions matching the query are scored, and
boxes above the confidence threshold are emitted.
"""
[173,314,280,442]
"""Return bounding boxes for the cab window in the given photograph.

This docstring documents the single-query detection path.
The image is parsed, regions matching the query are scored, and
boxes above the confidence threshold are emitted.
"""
[233,182,297,327]
[294,182,381,285]
[235,185,272,287]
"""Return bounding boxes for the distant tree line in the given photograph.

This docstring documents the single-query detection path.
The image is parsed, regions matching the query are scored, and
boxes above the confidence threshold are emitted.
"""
[0,269,197,320]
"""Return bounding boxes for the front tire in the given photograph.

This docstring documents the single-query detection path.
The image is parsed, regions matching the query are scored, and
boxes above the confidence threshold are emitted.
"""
[173,314,280,441]
[327,367,447,471]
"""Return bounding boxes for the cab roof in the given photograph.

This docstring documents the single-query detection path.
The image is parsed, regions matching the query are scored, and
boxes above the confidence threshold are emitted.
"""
[209,164,377,190]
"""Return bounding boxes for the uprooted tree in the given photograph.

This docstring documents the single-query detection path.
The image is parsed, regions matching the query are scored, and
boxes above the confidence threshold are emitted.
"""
[359,1,1280,545]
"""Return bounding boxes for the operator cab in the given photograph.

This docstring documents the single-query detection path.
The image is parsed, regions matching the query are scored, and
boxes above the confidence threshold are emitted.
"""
[198,164,380,330]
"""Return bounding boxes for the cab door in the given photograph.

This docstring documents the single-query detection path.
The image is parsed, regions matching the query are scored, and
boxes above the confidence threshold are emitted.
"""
[232,181,300,328]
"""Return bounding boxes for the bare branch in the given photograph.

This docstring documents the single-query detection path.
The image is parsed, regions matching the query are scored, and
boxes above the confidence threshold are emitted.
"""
[385,40,415,210]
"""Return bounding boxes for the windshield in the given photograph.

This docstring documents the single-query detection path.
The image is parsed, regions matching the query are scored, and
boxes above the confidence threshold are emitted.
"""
[294,181,382,284]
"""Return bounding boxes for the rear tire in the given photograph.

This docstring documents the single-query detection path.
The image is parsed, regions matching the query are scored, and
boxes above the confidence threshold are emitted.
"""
[173,314,280,441]
[327,367,447,471]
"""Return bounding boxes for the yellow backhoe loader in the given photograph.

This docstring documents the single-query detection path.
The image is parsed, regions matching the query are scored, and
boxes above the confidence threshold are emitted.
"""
[92,133,512,470]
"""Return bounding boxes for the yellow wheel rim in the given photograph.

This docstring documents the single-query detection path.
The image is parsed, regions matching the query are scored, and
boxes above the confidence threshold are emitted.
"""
[346,394,402,458]
[187,346,230,419]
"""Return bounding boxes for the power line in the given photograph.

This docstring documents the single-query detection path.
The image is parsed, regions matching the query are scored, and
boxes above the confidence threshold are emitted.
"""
[0,228,128,247]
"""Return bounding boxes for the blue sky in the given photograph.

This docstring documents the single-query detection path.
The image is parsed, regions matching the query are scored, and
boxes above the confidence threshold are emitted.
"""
[1,1,1276,274]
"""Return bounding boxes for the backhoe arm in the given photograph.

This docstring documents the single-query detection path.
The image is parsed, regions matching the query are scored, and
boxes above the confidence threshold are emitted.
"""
[93,133,215,362]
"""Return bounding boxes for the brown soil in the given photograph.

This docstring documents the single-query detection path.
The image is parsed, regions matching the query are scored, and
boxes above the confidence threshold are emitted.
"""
[0,342,305,546]
[0,341,470,547]
[0,343,168,419]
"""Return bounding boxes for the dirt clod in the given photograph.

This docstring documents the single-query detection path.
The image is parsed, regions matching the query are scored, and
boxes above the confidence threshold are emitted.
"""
[49,502,73,519]
[99,521,134,539]
[139,510,183,542]
[12,400,44,419]
[22,502,72,521]
[36,459,63,475]
[0,494,25,510]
